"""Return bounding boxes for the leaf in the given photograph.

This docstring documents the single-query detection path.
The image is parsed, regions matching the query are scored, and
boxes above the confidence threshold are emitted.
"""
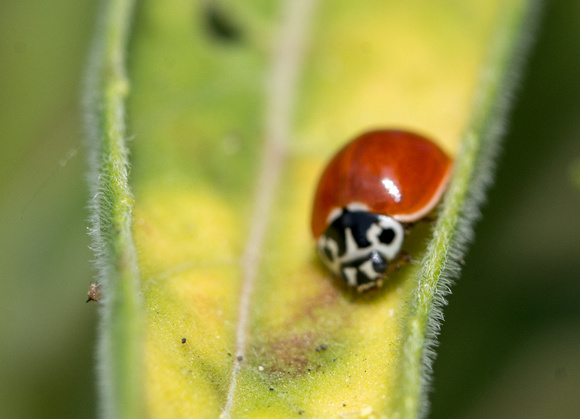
[85,0,538,417]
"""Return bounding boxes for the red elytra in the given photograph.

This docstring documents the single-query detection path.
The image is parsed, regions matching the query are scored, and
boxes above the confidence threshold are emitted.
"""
[311,130,452,238]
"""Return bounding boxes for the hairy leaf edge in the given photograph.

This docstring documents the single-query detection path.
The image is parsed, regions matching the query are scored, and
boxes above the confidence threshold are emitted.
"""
[83,0,143,418]
[389,2,544,418]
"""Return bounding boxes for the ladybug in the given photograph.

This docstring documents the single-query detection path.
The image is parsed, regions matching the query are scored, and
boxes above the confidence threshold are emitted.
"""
[311,130,452,292]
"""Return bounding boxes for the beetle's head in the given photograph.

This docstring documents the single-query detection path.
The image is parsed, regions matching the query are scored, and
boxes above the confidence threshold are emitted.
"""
[316,206,405,292]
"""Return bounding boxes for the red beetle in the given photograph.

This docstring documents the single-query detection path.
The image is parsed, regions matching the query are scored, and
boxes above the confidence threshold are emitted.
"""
[311,130,452,292]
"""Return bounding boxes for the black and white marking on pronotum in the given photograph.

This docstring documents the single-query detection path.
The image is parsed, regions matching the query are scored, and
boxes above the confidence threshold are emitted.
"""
[316,205,405,292]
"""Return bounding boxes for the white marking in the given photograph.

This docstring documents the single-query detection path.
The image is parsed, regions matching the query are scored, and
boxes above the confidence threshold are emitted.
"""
[316,235,340,275]
[359,259,379,280]
[342,267,358,287]
[326,207,343,225]
[326,237,339,260]
[366,222,384,244]
[372,215,405,260]
[346,202,369,212]
[357,279,382,292]
[222,1,318,417]
[381,178,402,202]
[344,228,360,257]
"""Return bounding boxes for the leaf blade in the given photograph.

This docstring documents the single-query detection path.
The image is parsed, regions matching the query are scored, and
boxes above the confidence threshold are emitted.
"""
[88,0,540,417]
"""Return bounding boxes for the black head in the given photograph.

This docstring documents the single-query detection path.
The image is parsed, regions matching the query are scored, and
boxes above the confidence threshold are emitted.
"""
[316,206,405,292]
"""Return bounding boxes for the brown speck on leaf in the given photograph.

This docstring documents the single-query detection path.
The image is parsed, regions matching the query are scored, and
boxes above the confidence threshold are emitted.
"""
[237,356,243,361]
[253,333,313,376]
[249,282,352,378]
[181,338,187,344]
[86,282,100,303]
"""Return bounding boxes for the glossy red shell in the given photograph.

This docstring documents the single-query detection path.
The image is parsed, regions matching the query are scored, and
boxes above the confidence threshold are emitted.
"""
[311,130,453,238]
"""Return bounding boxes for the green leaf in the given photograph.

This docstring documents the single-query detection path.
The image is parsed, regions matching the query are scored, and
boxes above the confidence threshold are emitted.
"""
[85,0,538,417]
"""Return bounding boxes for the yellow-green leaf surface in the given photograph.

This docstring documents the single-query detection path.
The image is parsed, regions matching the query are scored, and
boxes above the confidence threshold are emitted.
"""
[87,0,537,417]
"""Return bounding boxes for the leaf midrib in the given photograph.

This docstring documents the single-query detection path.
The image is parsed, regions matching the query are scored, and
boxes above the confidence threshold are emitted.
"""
[221,0,319,416]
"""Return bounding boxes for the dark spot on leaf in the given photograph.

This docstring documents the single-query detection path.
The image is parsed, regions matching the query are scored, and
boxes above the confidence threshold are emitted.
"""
[181,338,187,344]
[252,333,314,376]
[269,387,274,391]
[202,3,242,44]
[237,355,243,361]
[315,343,328,352]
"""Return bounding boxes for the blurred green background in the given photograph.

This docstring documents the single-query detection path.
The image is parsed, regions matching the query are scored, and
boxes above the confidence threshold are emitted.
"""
[0,1,578,418]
